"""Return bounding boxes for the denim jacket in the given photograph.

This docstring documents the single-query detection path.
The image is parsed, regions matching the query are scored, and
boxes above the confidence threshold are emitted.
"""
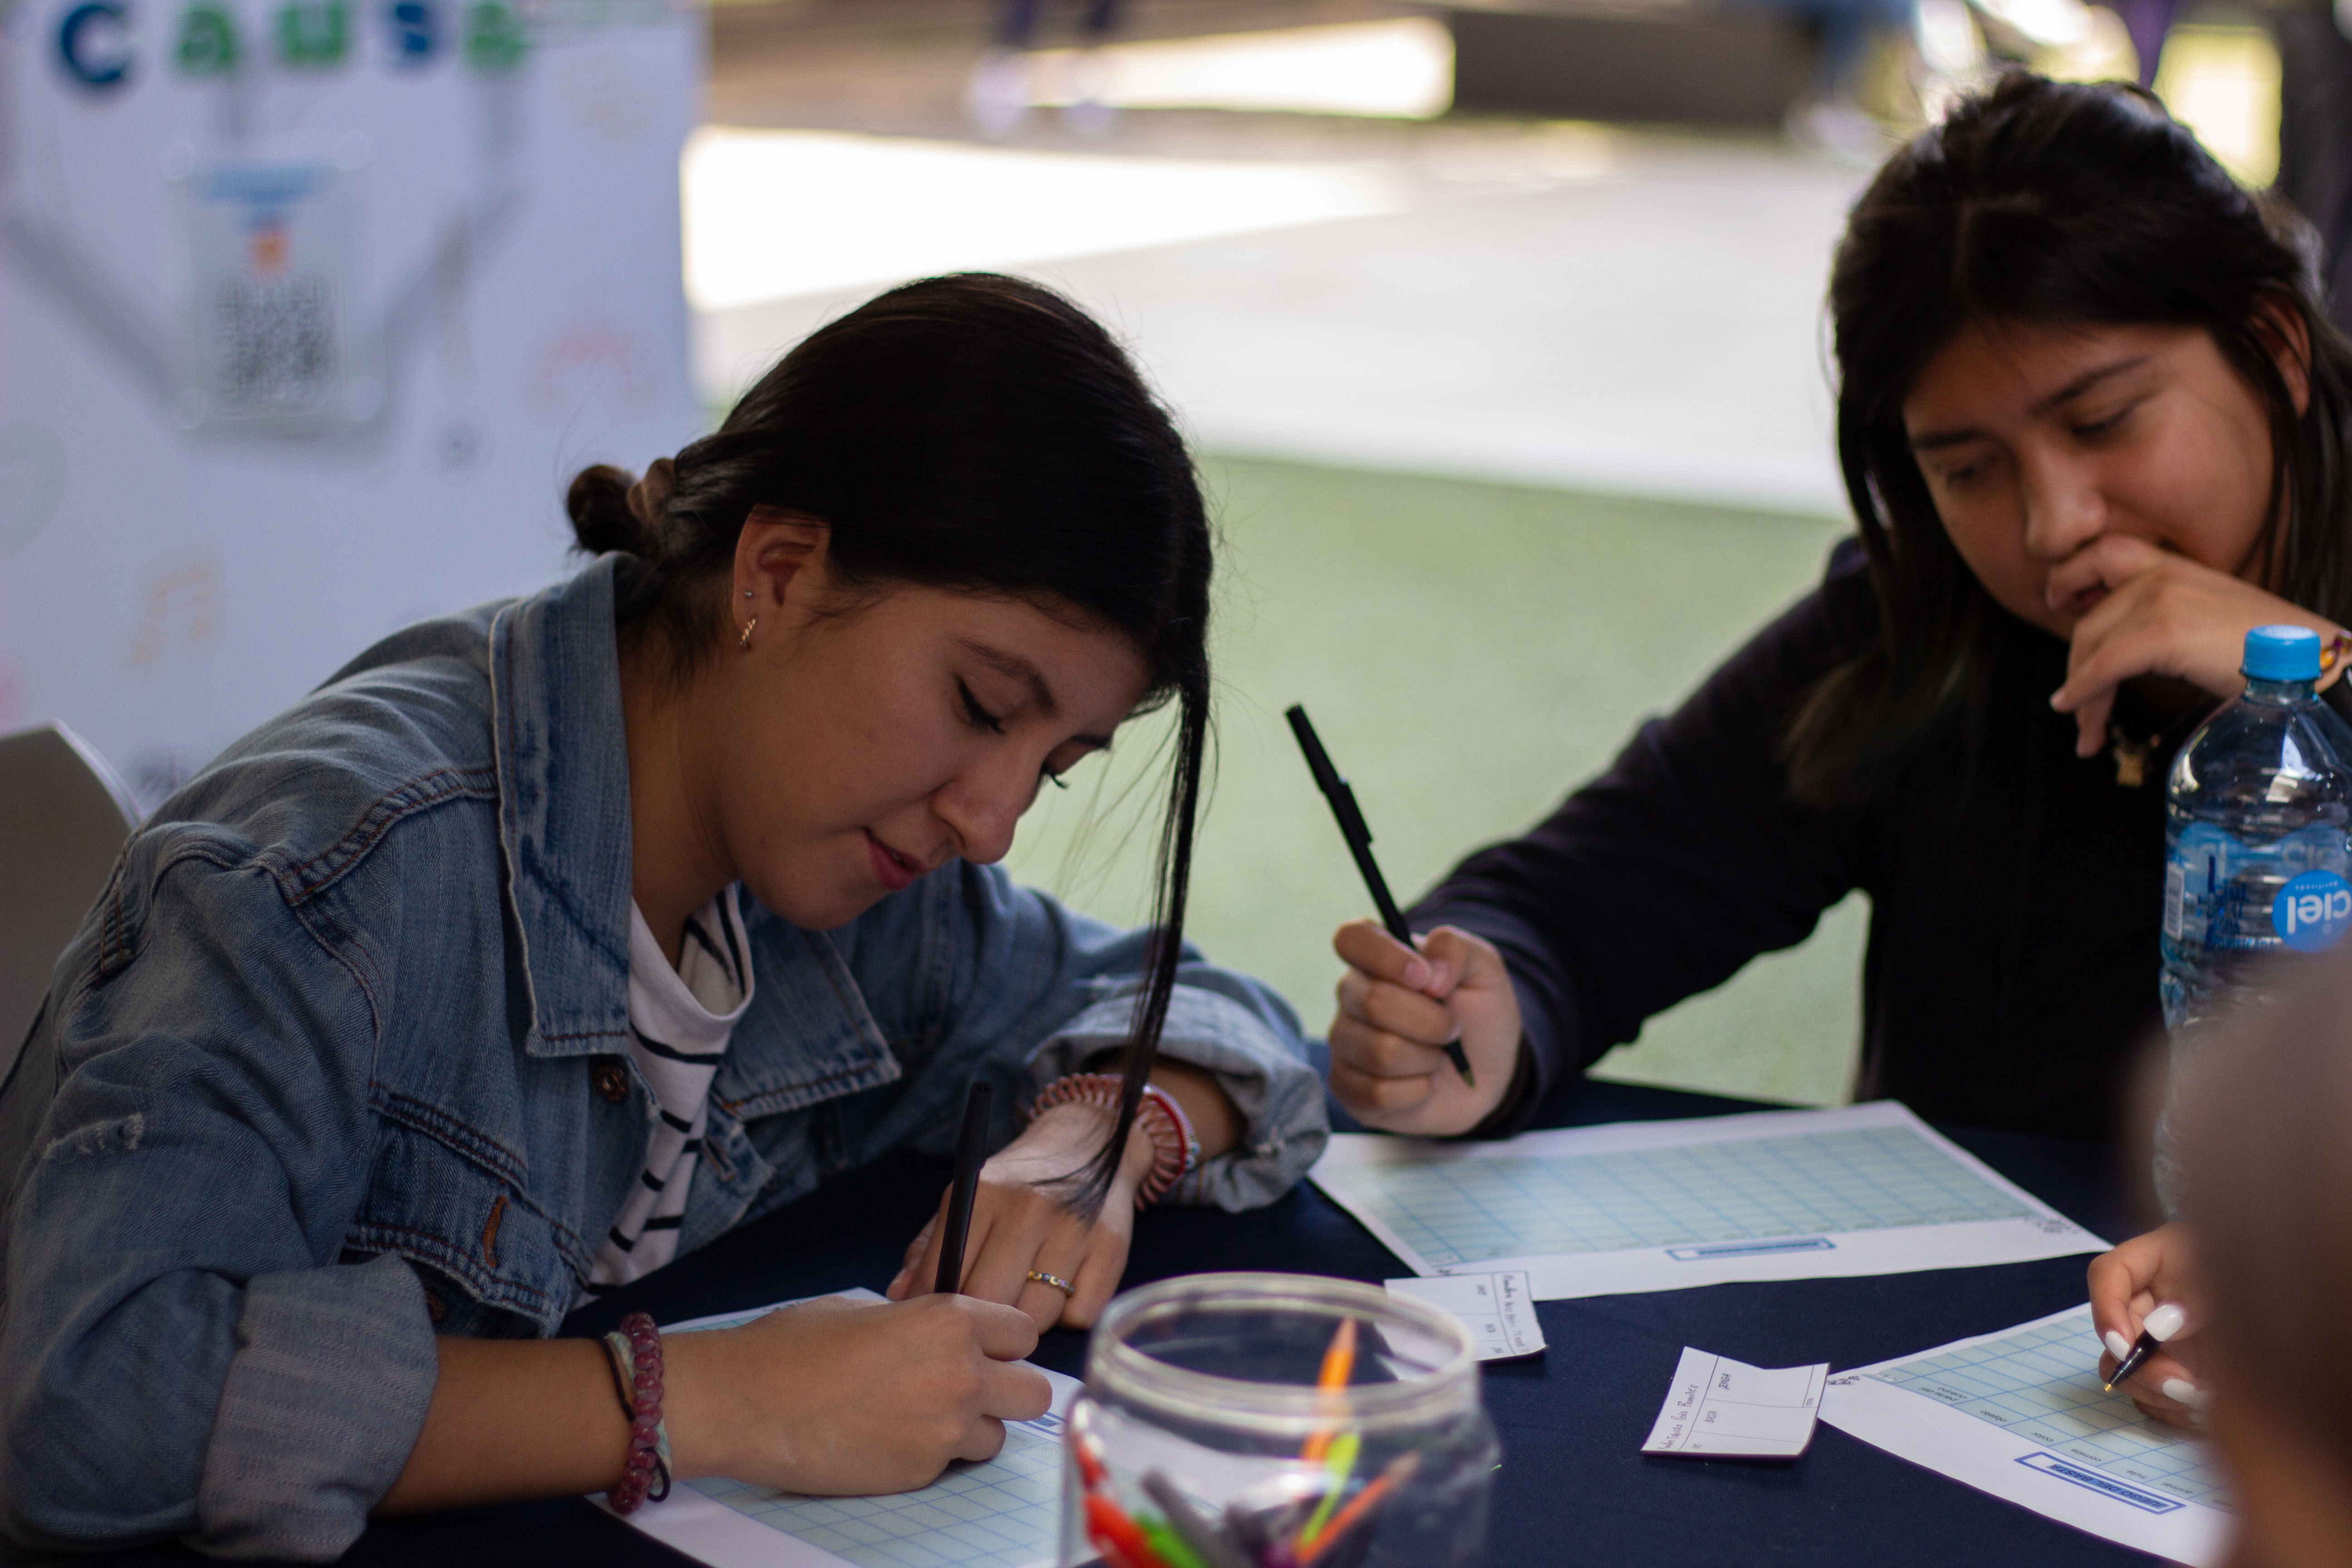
[0,557,1325,1559]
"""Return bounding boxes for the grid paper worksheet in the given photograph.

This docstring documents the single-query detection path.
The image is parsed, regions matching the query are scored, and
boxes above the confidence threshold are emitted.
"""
[604,1290,1077,1568]
[1821,1303,2233,1565]
[1307,1103,2106,1299]
[1867,1306,2227,1509]
[1338,1124,2033,1266]
[685,1411,1063,1568]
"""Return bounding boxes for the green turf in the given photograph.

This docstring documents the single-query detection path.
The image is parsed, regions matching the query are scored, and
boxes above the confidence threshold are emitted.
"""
[999,454,1869,1108]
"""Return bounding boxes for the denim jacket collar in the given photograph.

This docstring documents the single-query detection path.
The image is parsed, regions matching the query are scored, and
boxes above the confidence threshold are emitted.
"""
[489,555,640,1060]
[483,558,902,1113]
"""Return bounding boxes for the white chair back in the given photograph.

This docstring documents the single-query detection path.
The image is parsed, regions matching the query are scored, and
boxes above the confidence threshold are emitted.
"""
[1,725,140,1084]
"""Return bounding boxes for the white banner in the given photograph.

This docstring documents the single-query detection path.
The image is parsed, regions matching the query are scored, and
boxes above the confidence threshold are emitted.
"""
[0,0,704,804]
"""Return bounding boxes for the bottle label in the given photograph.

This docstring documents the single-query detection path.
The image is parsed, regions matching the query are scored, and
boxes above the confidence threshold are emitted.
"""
[2273,869,2352,951]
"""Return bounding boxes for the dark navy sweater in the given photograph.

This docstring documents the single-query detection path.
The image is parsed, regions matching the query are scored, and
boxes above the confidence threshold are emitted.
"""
[1412,539,2196,1145]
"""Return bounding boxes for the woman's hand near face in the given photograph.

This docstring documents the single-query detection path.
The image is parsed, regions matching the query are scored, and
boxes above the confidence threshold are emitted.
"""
[886,1101,1151,1332]
[665,1294,1050,1494]
[2087,1223,2208,1429]
[1328,921,1520,1136]
[2047,534,2343,758]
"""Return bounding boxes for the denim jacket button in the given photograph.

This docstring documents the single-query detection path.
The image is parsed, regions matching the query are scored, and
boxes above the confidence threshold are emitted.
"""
[592,1058,629,1103]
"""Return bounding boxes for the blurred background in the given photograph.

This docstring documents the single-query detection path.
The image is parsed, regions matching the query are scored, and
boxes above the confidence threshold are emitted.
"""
[0,0,2296,1103]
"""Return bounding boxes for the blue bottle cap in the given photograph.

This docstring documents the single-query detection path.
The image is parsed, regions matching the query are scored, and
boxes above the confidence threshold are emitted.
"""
[2244,624,2323,681]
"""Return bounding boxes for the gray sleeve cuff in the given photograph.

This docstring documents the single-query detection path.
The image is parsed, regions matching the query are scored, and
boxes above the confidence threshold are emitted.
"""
[191,1254,438,1560]
[1035,977,1330,1213]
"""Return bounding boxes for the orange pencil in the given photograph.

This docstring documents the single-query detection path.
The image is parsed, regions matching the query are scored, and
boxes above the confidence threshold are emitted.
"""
[1300,1318,1357,1463]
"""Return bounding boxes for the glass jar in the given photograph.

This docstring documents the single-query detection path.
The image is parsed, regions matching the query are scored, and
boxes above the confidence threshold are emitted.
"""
[1060,1272,1497,1568]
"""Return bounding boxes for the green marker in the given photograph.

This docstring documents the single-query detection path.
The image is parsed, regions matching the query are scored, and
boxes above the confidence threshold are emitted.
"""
[1296,1428,1362,1546]
[1137,1514,1209,1568]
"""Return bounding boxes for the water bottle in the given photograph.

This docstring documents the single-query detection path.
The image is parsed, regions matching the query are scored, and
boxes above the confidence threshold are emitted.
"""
[2156,624,2352,1210]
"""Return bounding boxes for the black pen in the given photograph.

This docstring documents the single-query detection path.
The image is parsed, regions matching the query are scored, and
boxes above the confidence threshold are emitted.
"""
[2104,1300,2187,1392]
[1285,704,1476,1088]
[935,1080,994,1294]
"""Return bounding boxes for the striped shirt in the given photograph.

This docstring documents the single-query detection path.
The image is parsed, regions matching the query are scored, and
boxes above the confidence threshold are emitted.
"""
[581,887,753,1300]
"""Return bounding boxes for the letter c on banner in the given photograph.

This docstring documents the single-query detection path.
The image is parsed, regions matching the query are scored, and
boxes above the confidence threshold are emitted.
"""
[58,0,134,89]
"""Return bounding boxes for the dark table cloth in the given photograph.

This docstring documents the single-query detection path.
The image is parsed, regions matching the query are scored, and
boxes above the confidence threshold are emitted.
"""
[120,1081,2167,1566]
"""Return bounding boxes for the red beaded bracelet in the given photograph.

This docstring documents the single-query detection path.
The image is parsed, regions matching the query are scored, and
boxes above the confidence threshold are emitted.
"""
[2323,631,2352,690]
[1028,1073,1200,1205]
[602,1312,672,1514]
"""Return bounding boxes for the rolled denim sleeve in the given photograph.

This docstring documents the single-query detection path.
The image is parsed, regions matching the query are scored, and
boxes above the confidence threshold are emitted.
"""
[840,863,1328,1207]
[0,843,432,1558]
[195,1254,436,1558]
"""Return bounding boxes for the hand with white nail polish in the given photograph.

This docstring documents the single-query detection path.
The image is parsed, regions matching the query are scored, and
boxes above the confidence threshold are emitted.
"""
[2087,1223,2208,1428]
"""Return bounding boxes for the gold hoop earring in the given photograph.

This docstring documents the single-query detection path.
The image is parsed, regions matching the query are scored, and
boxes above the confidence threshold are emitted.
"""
[738,617,758,650]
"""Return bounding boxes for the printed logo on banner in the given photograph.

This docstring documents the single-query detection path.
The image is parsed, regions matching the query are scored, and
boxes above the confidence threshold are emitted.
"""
[54,0,671,94]
[0,422,71,559]
[275,0,348,67]
[526,309,658,422]
[174,2,239,74]
[125,549,225,672]
[2272,869,2352,952]
[554,47,655,147]
[385,0,437,63]
[462,0,523,71]
[56,0,134,89]
[172,149,380,432]
[9,0,699,807]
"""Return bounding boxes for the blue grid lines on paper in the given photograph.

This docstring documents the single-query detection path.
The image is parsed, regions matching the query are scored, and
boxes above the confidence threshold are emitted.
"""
[687,1419,1061,1568]
[1334,1126,2032,1266]
[1872,1307,2229,1510]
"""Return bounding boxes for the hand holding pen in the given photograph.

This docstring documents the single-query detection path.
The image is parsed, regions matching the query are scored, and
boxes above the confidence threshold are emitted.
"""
[2086,1223,2207,1427]
[1284,706,1477,1090]
[891,1078,1148,1332]
[1290,706,1525,1137]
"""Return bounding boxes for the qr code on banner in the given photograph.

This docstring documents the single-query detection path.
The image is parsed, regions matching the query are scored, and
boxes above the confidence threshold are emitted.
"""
[208,277,339,410]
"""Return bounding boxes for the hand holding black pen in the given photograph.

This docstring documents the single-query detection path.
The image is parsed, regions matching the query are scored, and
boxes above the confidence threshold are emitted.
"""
[1285,705,1477,1089]
[932,1081,995,1295]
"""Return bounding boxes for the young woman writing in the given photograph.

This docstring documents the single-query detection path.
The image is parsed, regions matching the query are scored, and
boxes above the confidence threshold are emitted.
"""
[0,274,1325,1556]
[1323,74,2352,1148]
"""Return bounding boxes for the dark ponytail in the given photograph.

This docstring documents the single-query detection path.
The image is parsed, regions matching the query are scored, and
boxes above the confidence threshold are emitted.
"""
[1792,73,2352,806]
[568,273,1212,1213]
[564,464,650,559]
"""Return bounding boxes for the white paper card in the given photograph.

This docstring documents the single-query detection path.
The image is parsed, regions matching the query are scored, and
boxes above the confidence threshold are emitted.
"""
[1385,1270,1546,1360]
[597,1290,1074,1568]
[1643,1347,1828,1458]
[1310,1101,2107,1300]
[660,1286,887,1334]
[1820,1305,2231,1566]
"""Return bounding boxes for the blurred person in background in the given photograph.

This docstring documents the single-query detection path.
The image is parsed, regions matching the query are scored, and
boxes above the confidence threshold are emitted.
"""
[1321,75,2352,1153]
[2090,943,2352,1563]
[1779,0,1920,158]
[2275,0,2352,338]
[2111,0,2181,88]
[967,0,1127,137]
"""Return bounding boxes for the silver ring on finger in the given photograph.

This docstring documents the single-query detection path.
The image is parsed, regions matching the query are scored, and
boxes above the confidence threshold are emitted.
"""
[1025,1269,1076,1296]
